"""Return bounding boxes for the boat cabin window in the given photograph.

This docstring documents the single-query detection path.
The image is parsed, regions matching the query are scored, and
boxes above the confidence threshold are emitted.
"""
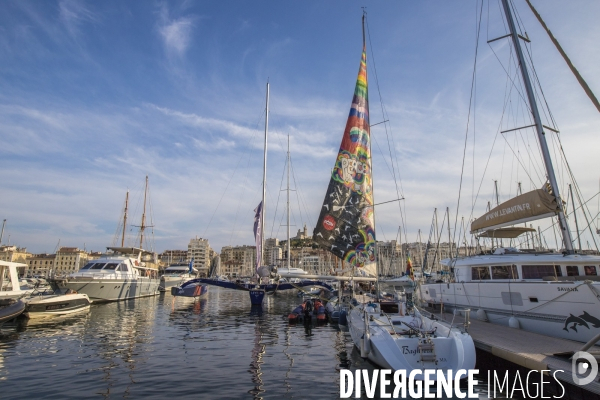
[472,266,491,280]
[90,263,106,270]
[585,266,598,276]
[103,263,119,270]
[117,264,129,272]
[491,265,518,280]
[566,266,579,276]
[81,263,95,270]
[522,265,562,279]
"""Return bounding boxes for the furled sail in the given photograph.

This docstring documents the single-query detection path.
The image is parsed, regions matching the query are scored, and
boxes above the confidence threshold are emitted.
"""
[471,189,559,233]
[313,31,376,277]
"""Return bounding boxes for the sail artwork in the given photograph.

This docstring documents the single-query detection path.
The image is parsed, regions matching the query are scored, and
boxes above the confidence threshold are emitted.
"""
[313,18,376,277]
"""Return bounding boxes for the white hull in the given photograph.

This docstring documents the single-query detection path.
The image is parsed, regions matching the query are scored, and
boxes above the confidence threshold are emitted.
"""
[159,274,195,292]
[421,279,600,343]
[24,293,91,317]
[347,302,475,376]
[55,277,159,303]
[421,252,600,343]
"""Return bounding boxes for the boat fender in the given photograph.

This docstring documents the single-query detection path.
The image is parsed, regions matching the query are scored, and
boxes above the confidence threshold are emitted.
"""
[476,309,488,322]
[508,316,520,329]
[339,310,347,325]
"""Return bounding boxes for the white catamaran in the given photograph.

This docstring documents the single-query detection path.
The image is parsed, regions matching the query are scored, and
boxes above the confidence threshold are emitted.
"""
[420,0,600,345]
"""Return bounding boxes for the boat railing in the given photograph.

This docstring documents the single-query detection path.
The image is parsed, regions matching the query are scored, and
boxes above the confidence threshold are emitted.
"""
[68,272,151,280]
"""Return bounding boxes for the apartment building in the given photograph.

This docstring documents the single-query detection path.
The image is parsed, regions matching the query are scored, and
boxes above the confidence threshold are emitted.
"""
[27,254,56,277]
[54,247,89,275]
[188,237,214,277]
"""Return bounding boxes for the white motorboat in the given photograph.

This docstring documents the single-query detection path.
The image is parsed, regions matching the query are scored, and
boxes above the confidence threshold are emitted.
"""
[159,262,198,292]
[24,291,90,317]
[49,247,160,303]
[420,0,600,344]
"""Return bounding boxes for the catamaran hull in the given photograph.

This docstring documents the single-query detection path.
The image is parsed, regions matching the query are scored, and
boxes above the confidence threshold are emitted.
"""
[52,277,160,303]
[421,280,600,343]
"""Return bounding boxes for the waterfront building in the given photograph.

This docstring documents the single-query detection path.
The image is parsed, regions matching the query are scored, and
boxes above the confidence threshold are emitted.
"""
[0,245,30,264]
[54,247,89,275]
[220,245,256,278]
[159,249,188,265]
[187,237,214,277]
[27,253,56,277]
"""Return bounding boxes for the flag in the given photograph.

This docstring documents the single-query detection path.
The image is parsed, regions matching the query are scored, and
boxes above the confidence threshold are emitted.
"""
[406,254,414,280]
[188,258,194,274]
[253,201,263,270]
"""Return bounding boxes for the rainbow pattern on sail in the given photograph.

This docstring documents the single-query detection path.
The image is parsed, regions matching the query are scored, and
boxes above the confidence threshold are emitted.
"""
[313,42,375,274]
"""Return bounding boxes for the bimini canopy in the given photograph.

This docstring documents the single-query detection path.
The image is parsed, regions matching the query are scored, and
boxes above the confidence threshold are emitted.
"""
[471,189,559,234]
[476,227,537,239]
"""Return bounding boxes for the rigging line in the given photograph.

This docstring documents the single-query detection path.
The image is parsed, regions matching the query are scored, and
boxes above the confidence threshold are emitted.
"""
[289,156,313,231]
[560,140,600,250]
[525,0,600,115]
[269,150,288,238]
[203,105,266,242]
[456,0,484,244]
[365,16,408,243]
[500,131,538,185]
[226,110,268,246]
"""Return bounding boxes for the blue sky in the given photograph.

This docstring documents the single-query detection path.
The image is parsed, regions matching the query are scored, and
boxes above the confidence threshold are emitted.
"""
[1,0,600,255]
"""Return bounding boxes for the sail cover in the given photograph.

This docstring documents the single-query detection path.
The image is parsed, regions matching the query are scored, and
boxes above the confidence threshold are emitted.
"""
[313,39,376,277]
[471,189,559,233]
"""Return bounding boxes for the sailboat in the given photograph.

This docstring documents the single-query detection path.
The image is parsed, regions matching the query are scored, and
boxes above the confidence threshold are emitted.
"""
[173,85,335,304]
[312,15,475,375]
[49,176,160,302]
[420,0,600,345]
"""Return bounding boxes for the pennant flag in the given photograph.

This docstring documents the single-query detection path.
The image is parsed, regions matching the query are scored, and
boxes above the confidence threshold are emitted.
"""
[253,201,263,271]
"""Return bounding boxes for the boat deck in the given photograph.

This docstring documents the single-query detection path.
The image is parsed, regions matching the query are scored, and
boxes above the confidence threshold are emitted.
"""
[422,306,600,396]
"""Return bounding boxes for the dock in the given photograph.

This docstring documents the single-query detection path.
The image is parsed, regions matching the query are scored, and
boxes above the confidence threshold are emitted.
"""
[424,306,600,398]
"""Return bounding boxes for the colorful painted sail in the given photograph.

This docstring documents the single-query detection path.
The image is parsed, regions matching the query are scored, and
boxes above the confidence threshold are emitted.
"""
[313,31,376,277]
[406,254,414,280]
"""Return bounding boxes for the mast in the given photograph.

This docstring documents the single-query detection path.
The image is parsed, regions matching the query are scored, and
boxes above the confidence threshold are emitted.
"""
[121,191,129,247]
[361,13,380,295]
[286,135,291,270]
[140,176,148,249]
[569,184,582,251]
[0,219,6,245]
[501,0,574,253]
[261,83,269,271]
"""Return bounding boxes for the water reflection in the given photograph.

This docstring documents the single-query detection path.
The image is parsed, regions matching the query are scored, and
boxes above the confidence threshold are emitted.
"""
[0,287,507,399]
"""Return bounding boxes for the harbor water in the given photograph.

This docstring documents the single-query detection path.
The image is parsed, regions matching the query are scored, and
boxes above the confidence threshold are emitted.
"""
[0,287,502,399]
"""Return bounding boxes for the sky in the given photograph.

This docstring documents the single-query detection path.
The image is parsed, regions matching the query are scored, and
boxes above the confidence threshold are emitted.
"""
[1,0,600,255]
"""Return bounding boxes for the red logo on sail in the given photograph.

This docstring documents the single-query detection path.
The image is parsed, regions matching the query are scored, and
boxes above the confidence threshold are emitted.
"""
[323,215,336,231]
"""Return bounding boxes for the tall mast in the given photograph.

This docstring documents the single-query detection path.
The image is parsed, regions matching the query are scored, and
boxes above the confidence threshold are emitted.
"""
[140,176,148,249]
[501,0,574,253]
[121,190,129,247]
[0,219,6,245]
[261,83,269,268]
[286,134,291,270]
